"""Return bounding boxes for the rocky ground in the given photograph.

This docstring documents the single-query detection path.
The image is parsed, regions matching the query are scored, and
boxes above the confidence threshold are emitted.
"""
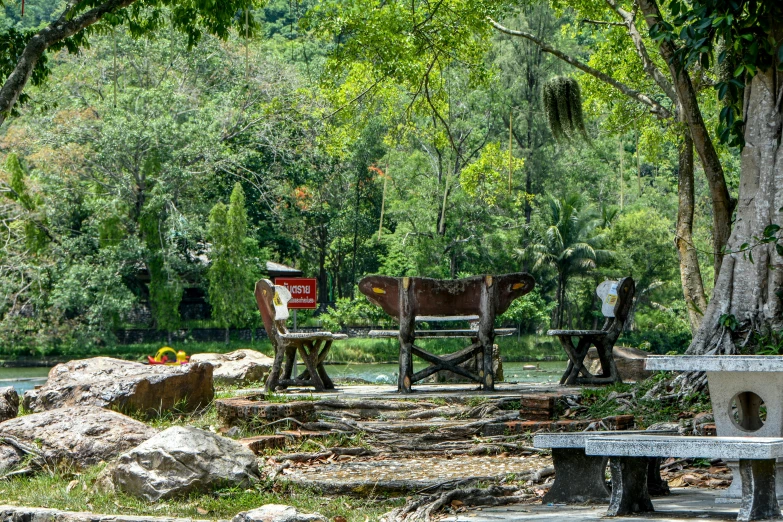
[0,351,725,522]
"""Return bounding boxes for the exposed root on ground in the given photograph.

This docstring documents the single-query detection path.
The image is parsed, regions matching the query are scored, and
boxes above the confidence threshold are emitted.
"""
[380,485,528,522]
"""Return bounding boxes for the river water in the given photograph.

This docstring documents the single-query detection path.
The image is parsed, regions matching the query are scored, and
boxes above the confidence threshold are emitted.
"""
[0,361,566,394]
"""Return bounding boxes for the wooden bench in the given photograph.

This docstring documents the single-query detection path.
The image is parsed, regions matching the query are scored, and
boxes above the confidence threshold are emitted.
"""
[358,273,535,392]
[533,431,675,504]
[585,435,783,521]
[548,277,635,385]
[255,279,347,392]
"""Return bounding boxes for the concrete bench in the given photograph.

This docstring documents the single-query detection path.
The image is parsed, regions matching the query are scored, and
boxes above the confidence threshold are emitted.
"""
[585,435,783,521]
[533,431,675,504]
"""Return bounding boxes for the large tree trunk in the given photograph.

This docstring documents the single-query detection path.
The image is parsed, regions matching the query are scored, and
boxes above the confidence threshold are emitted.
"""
[688,67,783,356]
[676,129,708,332]
[637,0,733,282]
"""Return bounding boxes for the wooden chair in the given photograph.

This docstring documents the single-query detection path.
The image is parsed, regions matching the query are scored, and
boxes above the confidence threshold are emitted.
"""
[358,273,535,393]
[254,279,347,391]
[548,277,635,385]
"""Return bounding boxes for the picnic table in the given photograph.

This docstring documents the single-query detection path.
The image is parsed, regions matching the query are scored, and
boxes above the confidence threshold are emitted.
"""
[358,273,535,393]
[646,355,783,502]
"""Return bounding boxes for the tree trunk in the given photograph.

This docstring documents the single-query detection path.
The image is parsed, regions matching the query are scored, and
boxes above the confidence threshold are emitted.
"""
[687,67,783,356]
[636,0,733,282]
[675,129,708,333]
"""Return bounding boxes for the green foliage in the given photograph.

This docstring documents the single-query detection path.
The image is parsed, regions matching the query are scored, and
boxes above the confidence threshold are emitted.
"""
[207,183,257,331]
[460,142,524,205]
[542,76,588,142]
[319,294,395,331]
[496,288,553,333]
[650,0,783,147]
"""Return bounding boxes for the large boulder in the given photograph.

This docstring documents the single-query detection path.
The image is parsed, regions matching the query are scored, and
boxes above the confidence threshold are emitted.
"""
[0,406,156,470]
[189,349,273,385]
[585,345,652,382]
[23,357,213,415]
[233,505,327,522]
[0,387,18,422]
[108,426,260,501]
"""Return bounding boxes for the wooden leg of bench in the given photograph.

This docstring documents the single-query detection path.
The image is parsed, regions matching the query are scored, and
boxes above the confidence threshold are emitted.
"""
[283,345,297,381]
[298,343,325,391]
[478,276,498,391]
[316,340,334,390]
[738,459,781,521]
[646,457,670,496]
[265,344,285,392]
[398,281,414,393]
[543,449,610,504]
[607,457,654,516]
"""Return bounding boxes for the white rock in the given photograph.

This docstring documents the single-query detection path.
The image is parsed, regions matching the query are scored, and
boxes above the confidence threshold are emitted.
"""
[189,350,273,385]
[232,505,327,522]
[109,426,259,501]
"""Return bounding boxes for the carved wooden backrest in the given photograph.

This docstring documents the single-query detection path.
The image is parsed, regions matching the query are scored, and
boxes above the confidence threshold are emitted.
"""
[596,277,635,322]
[254,279,290,344]
[358,273,535,318]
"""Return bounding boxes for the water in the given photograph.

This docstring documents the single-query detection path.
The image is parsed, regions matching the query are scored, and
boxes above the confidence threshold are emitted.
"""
[0,361,567,393]
[0,367,50,394]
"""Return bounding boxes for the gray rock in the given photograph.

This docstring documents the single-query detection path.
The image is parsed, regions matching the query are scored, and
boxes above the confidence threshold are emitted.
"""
[586,345,651,382]
[23,357,213,415]
[232,505,327,522]
[190,349,273,385]
[110,426,260,501]
[0,406,156,469]
[0,387,18,422]
[0,444,22,473]
[0,505,213,522]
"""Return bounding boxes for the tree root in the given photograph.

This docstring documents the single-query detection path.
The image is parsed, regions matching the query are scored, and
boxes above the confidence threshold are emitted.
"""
[381,485,529,522]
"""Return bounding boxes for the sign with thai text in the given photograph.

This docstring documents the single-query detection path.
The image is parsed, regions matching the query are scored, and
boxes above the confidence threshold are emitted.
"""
[274,277,317,309]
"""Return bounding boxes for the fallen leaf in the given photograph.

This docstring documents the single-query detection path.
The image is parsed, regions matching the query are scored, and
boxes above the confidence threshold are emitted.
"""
[451,500,464,508]
[66,480,78,492]
[333,517,347,522]
[668,477,685,488]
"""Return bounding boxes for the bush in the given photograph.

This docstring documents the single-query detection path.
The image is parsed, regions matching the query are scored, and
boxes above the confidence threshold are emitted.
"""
[619,330,691,354]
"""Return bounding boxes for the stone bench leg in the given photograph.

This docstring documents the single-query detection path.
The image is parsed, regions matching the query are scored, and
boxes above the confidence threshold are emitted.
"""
[738,459,781,521]
[606,456,654,516]
[544,449,610,504]
[646,457,670,496]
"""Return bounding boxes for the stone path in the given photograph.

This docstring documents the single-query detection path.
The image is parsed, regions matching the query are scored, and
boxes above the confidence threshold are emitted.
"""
[442,489,738,521]
[237,382,576,400]
[281,454,550,495]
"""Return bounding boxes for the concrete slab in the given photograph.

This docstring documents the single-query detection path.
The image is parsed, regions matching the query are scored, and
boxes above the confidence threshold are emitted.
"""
[443,489,742,521]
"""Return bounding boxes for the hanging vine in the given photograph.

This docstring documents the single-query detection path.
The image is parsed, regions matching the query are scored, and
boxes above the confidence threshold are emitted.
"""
[542,76,589,142]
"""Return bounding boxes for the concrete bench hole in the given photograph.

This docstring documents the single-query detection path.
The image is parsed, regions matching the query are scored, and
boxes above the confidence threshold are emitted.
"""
[730,391,767,432]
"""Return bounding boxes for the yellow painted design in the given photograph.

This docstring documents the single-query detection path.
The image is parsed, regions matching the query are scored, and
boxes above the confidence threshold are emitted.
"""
[402,277,410,290]
[485,275,493,286]
[372,287,386,294]
[512,282,525,290]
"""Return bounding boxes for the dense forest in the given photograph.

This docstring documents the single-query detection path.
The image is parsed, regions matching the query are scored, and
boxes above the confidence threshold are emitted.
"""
[0,0,747,358]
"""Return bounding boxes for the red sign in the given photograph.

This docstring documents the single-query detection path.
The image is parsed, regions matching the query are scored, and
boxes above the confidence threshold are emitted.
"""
[274,278,317,309]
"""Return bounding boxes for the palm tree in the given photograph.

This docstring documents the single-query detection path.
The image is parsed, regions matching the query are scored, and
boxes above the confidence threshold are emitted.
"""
[516,194,613,329]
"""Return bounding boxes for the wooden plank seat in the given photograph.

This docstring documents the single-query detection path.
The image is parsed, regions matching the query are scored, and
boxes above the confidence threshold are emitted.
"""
[548,277,635,385]
[533,431,676,504]
[368,328,517,338]
[585,435,783,521]
[255,279,347,392]
[358,273,535,393]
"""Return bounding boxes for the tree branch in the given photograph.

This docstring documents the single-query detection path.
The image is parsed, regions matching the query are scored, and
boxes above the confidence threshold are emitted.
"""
[580,19,625,27]
[604,0,677,102]
[0,0,137,126]
[488,18,672,119]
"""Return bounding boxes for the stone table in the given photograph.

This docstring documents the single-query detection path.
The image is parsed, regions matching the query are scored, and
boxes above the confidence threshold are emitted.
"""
[646,355,783,502]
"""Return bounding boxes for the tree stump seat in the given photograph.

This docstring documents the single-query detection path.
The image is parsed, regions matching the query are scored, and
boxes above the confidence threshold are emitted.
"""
[255,279,346,392]
[359,273,535,393]
[548,277,635,386]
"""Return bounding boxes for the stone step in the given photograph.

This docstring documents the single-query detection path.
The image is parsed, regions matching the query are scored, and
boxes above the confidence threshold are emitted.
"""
[482,415,635,436]
[216,397,317,426]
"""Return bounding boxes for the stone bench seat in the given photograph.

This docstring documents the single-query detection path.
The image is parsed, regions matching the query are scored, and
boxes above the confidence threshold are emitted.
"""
[367,328,516,338]
[533,431,676,504]
[279,331,348,341]
[585,435,783,521]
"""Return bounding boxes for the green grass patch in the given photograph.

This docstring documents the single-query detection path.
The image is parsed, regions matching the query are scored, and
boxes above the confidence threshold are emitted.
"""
[0,466,399,520]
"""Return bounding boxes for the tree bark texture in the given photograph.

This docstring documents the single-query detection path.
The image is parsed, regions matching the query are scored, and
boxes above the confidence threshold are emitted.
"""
[688,67,783,355]
[676,130,708,332]
[0,0,137,126]
[636,0,733,282]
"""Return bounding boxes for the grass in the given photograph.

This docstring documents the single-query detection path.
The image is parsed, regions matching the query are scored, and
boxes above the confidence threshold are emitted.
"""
[0,466,401,521]
[577,372,712,427]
